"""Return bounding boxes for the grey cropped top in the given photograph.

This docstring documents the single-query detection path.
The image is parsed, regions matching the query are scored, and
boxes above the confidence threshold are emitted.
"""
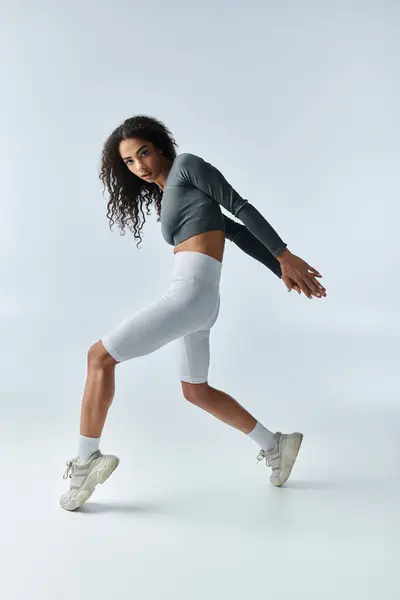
[160,153,287,278]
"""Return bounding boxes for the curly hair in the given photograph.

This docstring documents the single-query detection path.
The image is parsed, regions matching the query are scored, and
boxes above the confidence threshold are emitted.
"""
[99,115,178,248]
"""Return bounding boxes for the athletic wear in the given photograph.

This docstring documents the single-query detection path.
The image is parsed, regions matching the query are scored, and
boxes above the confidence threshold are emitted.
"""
[60,450,119,511]
[223,214,282,278]
[256,431,303,487]
[161,153,287,258]
[78,434,101,463]
[101,155,286,369]
[247,420,276,452]
[101,251,221,381]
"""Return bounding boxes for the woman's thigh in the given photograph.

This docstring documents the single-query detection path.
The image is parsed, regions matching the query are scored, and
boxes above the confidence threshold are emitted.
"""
[101,278,219,363]
[177,293,220,384]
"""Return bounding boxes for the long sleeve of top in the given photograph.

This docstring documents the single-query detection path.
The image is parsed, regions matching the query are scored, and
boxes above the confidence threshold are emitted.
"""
[173,153,287,258]
[223,214,282,278]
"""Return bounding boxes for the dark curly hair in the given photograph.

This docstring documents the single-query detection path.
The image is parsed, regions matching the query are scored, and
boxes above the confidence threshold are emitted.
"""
[99,115,178,248]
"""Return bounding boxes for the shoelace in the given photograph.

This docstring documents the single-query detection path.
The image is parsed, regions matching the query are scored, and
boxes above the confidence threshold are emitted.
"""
[63,458,78,480]
[256,449,271,467]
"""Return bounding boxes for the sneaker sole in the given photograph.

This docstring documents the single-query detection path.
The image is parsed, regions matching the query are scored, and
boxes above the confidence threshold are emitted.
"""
[270,433,303,487]
[60,455,120,511]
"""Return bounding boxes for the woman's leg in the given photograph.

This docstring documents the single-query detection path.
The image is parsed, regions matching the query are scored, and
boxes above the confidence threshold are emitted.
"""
[79,342,119,439]
[181,381,257,433]
[177,296,257,433]
[178,319,275,450]
[76,272,219,451]
[61,252,226,510]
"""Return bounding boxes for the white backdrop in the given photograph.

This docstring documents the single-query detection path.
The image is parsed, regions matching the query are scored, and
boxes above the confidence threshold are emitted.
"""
[1,1,399,598]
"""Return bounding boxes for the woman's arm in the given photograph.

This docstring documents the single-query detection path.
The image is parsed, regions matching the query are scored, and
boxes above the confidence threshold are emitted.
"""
[176,153,326,299]
[223,215,282,278]
[175,153,287,258]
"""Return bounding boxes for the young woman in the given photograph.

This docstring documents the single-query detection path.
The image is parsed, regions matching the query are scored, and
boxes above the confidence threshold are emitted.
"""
[60,115,327,511]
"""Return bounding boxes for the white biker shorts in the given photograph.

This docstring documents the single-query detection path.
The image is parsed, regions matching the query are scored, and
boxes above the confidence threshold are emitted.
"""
[101,251,221,383]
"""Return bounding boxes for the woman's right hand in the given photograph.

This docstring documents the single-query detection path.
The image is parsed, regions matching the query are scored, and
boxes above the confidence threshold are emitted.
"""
[277,249,327,299]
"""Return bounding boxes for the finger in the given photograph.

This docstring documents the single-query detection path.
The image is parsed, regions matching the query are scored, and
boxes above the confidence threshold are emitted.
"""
[283,273,301,295]
[308,266,322,278]
[287,277,301,294]
[302,270,326,293]
[288,280,301,295]
[293,283,301,295]
[282,276,293,292]
[305,274,327,297]
[311,277,326,296]
[296,278,313,299]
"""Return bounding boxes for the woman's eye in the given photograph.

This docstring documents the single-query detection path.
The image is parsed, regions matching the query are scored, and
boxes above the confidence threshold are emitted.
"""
[141,150,149,157]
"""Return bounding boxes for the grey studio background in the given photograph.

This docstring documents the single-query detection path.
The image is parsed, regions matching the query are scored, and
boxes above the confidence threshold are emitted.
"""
[1,0,399,598]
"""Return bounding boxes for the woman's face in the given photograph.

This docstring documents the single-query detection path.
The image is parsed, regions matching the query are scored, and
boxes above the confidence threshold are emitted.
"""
[119,137,164,182]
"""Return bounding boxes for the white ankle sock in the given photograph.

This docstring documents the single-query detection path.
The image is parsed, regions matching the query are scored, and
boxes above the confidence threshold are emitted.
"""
[78,435,101,463]
[247,421,276,452]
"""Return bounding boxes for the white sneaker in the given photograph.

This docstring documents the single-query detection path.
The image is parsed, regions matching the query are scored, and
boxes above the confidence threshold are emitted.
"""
[256,431,303,487]
[60,450,120,511]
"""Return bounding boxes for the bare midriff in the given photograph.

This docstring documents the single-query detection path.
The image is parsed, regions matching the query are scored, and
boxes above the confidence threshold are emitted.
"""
[173,230,225,263]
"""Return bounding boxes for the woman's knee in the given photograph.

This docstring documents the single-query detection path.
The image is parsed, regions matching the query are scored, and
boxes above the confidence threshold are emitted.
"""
[88,341,119,368]
[181,380,209,402]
